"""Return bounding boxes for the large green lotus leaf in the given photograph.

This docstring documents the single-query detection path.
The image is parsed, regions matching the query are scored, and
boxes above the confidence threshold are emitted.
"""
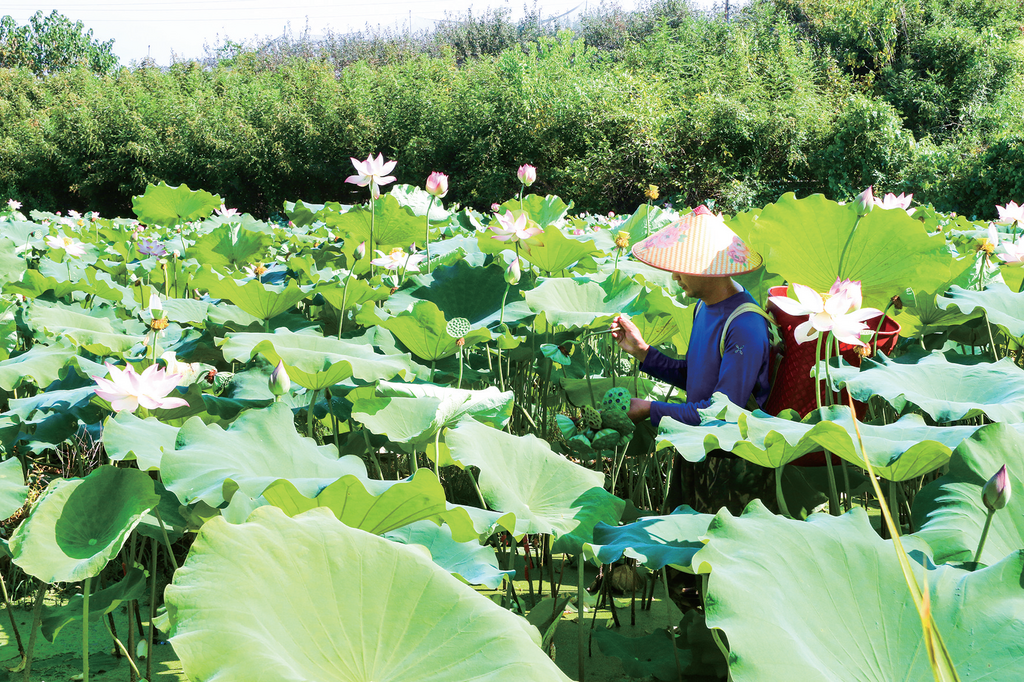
[41,567,147,642]
[102,410,179,470]
[937,282,1024,339]
[593,628,688,682]
[0,343,77,391]
[497,194,572,228]
[583,506,713,571]
[805,407,982,481]
[384,520,512,588]
[186,223,274,271]
[221,330,422,390]
[380,300,491,361]
[26,301,139,355]
[523,277,644,329]
[397,259,530,326]
[283,199,340,226]
[200,270,311,321]
[0,456,27,519]
[746,193,955,310]
[831,350,1024,423]
[3,269,76,300]
[165,507,571,682]
[614,203,679,247]
[316,278,390,313]
[999,263,1024,292]
[0,237,26,289]
[441,502,518,543]
[390,184,451,222]
[161,403,367,507]
[132,182,221,226]
[446,418,624,552]
[913,424,1024,565]
[693,501,1024,682]
[657,398,820,467]
[520,225,601,274]
[9,466,159,583]
[893,290,983,338]
[262,468,449,536]
[352,382,513,451]
[322,194,426,255]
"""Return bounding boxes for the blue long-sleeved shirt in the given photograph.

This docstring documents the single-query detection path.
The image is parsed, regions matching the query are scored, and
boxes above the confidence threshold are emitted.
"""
[643,289,770,427]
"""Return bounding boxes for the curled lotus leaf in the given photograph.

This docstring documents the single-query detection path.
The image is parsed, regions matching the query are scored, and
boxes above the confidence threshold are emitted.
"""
[936,282,1024,339]
[164,507,572,682]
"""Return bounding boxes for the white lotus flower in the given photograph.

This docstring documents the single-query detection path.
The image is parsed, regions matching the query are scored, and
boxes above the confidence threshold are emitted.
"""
[769,280,882,347]
[996,201,1024,226]
[45,235,86,258]
[92,362,189,413]
[997,234,1024,265]
[346,153,397,200]
[371,247,425,272]
[6,199,21,211]
[874,192,915,214]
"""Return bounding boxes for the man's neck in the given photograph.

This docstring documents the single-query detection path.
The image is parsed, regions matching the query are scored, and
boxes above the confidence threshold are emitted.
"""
[700,278,743,306]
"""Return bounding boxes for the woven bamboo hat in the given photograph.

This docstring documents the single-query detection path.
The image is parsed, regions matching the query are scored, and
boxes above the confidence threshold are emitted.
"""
[631,206,763,276]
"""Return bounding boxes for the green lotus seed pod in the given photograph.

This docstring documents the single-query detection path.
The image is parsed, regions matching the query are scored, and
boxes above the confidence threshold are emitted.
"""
[581,405,602,431]
[600,387,632,413]
[591,428,621,451]
[601,408,635,436]
[446,317,472,338]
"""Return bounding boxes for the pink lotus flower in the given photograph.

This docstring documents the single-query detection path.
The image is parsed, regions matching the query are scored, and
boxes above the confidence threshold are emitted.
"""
[997,234,1024,265]
[874,192,914,214]
[769,280,882,347]
[517,164,537,187]
[853,187,874,215]
[490,212,541,242]
[371,247,425,272]
[346,153,397,199]
[6,199,21,211]
[45,235,86,258]
[92,362,189,413]
[425,172,449,198]
[996,201,1024,226]
[215,204,239,217]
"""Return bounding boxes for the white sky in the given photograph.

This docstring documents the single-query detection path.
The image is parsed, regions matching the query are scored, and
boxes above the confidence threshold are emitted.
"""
[0,0,689,66]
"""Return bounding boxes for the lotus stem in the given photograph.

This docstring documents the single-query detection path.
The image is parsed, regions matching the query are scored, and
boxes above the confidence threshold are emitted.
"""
[581,342,598,407]
[22,581,47,682]
[425,195,435,273]
[103,618,142,680]
[434,428,441,477]
[661,569,684,682]
[519,185,524,212]
[0,572,24,660]
[577,556,586,682]
[817,333,841,516]
[974,508,996,565]
[985,313,1000,361]
[369,198,376,279]
[468,468,488,508]
[306,389,318,439]
[775,465,792,517]
[153,507,179,571]
[82,576,91,682]
[147,537,157,681]
[499,283,510,326]
[338,271,353,339]
[410,450,418,474]
[457,344,464,390]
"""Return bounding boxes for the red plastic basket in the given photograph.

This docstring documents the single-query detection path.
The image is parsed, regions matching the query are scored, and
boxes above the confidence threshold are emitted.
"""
[763,285,901,466]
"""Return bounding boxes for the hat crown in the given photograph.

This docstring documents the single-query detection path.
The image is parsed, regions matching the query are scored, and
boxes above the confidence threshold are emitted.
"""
[631,208,762,276]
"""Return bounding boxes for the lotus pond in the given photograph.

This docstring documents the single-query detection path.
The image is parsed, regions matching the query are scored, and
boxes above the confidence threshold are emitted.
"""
[0,172,1023,682]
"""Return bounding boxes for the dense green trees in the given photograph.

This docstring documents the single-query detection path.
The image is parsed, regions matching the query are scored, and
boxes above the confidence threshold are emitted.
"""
[0,1,1020,219]
[0,10,118,75]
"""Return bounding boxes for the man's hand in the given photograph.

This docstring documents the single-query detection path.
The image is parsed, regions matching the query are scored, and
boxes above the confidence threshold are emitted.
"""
[611,314,650,362]
[627,398,652,423]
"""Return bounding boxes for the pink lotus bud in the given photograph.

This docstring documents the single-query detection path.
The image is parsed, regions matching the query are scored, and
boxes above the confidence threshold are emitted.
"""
[517,164,537,187]
[505,257,521,285]
[853,187,875,215]
[983,465,1011,511]
[425,172,449,198]
[491,203,501,212]
[354,242,366,261]
[269,361,291,396]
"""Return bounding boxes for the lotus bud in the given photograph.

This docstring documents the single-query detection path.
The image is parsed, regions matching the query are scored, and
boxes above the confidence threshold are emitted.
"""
[517,164,537,187]
[505,257,521,285]
[901,287,916,308]
[983,465,1011,511]
[269,361,291,397]
[853,187,875,215]
[491,202,501,212]
[425,172,449,198]
[354,241,366,261]
[615,231,630,250]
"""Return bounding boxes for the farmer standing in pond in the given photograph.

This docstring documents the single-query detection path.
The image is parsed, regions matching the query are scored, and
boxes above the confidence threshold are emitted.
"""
[610,206,775,515]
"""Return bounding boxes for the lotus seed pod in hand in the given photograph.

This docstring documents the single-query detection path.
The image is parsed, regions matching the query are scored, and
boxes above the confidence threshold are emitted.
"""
[269,361,291,396]
[983,464,1011,511]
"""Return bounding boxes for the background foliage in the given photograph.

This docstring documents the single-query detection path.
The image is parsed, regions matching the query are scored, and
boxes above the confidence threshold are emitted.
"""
[0,0,1022,218]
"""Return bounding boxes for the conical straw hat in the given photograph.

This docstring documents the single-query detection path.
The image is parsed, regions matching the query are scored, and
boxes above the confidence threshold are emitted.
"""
[631,206,762,276]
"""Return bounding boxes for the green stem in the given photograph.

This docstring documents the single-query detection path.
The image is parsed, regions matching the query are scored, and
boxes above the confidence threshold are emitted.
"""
[613,247,622,270]
[306,389,318,440]
[775,465,791,517]
[468,468,488,508]
[0,572,24,660]
[836,213,863,281]
[661,569,684,682]
[338,272,353,339]
[22,581,47,682]
[889,479,901,533]
[425,195,435,273]
[433,428,441,477]
[519,185,524,212]
[369,197,376,279]
[82,576,91,682]
[457,344,464,390]
[985,313,1001,361]
[153,507,179,571]
[581,342,598,407]
[819,333,841,516]
[974,508,996,565]
[102,618,142,680]
[147,537,157,681]
[577,555,586,682]
[499,283,510,326]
